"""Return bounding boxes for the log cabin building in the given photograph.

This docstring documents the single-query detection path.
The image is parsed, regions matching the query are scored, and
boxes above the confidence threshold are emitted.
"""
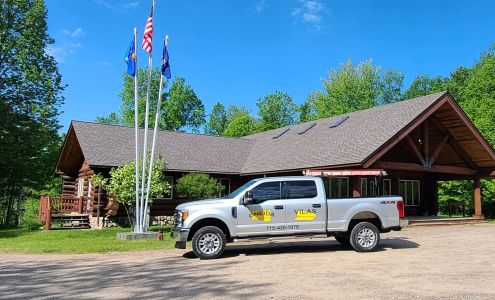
[51,92,495,227]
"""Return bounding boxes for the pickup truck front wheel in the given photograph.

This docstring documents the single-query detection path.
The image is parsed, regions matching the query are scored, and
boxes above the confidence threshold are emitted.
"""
[349,222,380,252]
[192,226,227,259]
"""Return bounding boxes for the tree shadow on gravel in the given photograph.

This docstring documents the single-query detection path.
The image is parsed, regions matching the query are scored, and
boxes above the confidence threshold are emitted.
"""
[183,237,420,259]
[0,254,268,299]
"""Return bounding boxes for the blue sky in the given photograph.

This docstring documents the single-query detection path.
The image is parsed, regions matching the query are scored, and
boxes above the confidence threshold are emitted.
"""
[45,0,495,132]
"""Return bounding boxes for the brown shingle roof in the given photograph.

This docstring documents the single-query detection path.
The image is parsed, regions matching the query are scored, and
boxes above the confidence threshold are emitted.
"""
[72,122,253,173]
[70,92,447,174]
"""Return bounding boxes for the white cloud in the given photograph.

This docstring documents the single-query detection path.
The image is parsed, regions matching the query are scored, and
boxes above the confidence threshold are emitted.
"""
[256,0,268,12]
[94,0,140,13]
[123,1,140,9]
[291,0,326,31]
[46,42,82,64]
[63,27,84,38]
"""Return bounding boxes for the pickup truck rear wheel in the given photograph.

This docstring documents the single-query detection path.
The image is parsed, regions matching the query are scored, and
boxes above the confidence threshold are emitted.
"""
[192,226,227,259]
[349,222,380,252]
[334,233,350,245]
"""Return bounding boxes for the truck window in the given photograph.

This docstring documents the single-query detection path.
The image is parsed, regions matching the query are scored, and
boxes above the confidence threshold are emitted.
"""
[283,181,317,199]
[250,181,281,203]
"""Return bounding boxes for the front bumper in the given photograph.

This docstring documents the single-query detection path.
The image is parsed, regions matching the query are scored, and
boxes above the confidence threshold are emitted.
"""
[171,227,190,249]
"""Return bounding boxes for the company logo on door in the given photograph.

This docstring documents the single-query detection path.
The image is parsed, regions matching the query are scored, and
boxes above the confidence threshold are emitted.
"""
[294,209,317,221]
[250,210,273,222]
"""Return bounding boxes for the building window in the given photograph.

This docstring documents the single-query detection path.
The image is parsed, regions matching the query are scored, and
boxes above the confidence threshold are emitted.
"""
[163,176,173,199]
[323,177,349,199]
[369,180,376,197]
[218,178,231,198]
[399,180,420,206]
[360,178,368,197]
[383,179,392,196]
[283,180,318,199]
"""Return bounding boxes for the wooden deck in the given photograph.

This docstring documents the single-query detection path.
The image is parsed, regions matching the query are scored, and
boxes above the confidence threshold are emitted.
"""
[39,196,91,230]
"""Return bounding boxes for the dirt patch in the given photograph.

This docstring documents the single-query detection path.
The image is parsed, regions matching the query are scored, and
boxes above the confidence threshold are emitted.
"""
[1,224,494,299]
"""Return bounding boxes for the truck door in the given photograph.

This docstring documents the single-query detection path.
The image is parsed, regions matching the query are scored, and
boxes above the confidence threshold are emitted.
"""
[283,180,326,233]
[236,181,286,236]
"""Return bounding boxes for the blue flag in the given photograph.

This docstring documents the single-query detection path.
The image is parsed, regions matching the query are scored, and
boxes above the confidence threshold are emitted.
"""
[161,37,171,79]
[124,36,136,77]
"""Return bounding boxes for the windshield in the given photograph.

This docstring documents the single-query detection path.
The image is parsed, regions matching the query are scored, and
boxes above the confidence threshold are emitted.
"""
[226,179,258,199]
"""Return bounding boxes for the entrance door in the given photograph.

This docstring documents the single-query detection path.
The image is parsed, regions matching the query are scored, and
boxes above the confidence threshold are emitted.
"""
[236,181,286,236]
[283,180,326,233]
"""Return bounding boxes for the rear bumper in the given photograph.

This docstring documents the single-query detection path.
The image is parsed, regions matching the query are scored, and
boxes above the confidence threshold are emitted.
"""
[171,227,190,249]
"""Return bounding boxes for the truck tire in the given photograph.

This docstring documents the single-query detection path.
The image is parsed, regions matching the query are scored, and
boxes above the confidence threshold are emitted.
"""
[192,226,227,259]
[349,222,380,252]
[334,233,350,245]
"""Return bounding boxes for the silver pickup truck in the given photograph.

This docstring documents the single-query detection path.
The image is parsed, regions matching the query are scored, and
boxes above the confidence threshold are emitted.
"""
[172,176,406,259]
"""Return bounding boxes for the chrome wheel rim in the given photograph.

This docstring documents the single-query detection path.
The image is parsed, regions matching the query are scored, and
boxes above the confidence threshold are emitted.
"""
[198,233,220,254]
[357,228,376,248]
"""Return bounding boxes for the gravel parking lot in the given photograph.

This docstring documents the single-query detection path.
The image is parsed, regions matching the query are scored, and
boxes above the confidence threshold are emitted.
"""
[1,223,495,299]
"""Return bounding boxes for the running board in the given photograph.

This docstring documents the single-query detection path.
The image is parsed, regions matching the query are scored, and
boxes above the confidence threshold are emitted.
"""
[233,233,329,243]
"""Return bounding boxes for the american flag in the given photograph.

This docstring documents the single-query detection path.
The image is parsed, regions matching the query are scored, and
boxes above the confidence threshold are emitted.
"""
[141,7,153,53]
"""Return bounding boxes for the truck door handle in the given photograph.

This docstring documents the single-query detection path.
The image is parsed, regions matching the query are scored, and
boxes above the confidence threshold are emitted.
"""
[274,205,284,210]
[312,204,321,208]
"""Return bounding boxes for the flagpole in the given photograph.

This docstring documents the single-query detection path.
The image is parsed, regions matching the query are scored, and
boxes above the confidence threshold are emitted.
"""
[133,27,141,233]
[143,35,168,231]
[139,0,155,232]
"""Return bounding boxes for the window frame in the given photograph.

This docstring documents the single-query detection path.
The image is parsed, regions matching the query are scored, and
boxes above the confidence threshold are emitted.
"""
[282,180,318,200]
[399,179,421,206]
[382,179,392,196]
[327,177,349,199]
[218,178,231,198]
[360,178,368,197]
[249,181,282,204]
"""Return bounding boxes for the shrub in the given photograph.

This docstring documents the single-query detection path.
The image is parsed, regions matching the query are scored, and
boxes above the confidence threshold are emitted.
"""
[21,199,42,231]
[175,173,224,200]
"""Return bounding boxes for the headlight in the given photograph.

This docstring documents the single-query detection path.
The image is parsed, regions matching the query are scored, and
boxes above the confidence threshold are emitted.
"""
[181,210,188,222]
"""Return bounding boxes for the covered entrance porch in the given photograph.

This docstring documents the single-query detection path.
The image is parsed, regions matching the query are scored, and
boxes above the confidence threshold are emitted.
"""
[304,93,495,218]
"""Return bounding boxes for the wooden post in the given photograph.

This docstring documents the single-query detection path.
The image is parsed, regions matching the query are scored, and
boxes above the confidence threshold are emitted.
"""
[78,197,83,214]
[45,197,51,230]
[352,176,361,197]
[473,177,483,219]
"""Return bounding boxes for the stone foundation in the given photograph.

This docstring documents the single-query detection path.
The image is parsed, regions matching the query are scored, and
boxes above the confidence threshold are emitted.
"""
[151,215,175,226]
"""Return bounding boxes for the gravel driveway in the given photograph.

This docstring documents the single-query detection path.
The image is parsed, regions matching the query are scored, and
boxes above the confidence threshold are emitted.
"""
[1,224,494,299]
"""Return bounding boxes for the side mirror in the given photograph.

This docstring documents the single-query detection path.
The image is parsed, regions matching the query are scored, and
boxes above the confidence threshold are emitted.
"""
[243,191,254,205]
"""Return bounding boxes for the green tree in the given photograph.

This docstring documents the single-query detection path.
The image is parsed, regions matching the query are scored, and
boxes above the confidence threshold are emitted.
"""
[205,101,228,135]
[119,68,164,128]
[380,69,404,104]
[298,101,317,123]
[401,75,448,100]
[175,173,224,200]
[223,105,259,137]
[95,112,122,125]
[309,59,404,119]
[257,91,298,131]
[115,71,205,132]
[92,158,171,226]
[0,0,64,225]
[162,77,205,132]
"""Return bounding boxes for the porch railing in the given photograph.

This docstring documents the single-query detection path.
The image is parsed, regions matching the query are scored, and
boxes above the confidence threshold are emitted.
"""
[39,196,88,230]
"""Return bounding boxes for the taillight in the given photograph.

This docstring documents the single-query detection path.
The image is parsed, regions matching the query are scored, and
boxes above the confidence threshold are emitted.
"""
[397,199,405,218]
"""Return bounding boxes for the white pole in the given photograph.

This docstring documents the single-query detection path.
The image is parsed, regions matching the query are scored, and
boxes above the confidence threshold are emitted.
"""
[143,59,166,230]
[139,0,155,232]
[133,27,141,233]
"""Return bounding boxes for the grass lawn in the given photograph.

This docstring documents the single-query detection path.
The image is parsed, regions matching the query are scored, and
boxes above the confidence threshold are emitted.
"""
[0,227,175,254]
